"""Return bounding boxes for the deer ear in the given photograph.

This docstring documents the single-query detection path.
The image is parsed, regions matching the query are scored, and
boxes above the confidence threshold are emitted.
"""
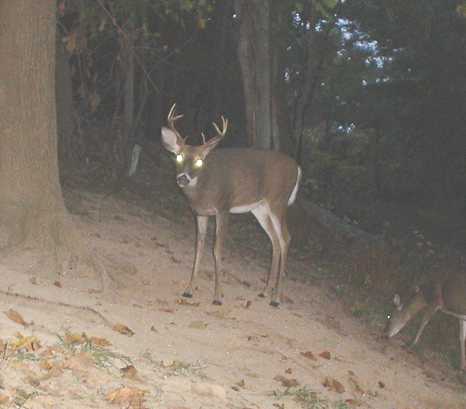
[393,294,401,307]
[161,127,182,154]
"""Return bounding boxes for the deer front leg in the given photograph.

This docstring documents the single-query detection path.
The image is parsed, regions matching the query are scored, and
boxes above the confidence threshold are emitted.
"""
[410,305,438,347]
[183,215,208,298]
[459,319,466,370]
[213,212,228,305]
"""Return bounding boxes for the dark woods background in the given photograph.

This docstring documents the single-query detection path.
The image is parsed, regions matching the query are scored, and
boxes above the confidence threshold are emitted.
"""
[56,0,466,296]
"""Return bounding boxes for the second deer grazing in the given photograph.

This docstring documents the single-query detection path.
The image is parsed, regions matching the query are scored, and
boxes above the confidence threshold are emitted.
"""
[161,104,302,307]
[386,272,466,370]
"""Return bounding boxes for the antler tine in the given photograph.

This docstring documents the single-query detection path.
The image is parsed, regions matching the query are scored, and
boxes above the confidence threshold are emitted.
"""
[200,132,207,144]
[212,115,229,138]
[167,103,184,128]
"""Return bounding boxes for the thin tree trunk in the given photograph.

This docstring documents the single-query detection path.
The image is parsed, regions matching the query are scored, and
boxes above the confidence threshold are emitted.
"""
[211,0,231,120]
[235,0,257,146]
[293,0,342,164]
[0,0,93,282]
[254,0,273,150]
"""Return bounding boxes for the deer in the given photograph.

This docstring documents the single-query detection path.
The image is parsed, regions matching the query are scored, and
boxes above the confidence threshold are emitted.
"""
[386,272,466,370]
[160,104,302,307]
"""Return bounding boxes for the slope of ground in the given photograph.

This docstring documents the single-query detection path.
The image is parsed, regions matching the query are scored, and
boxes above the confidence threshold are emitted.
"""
[0,179,465,409]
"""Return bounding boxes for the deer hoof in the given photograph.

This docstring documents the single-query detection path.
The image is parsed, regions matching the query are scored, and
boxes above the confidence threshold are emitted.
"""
[270,300,280,308]
[212,299,223,306]
[182,291,193,298]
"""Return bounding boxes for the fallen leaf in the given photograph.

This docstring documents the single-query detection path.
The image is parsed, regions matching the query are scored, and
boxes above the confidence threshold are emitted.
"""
[64,332,87,345]
[205,309,235,320]
[378,381,385,388]
[121,365,138,379]
[0,393,9,405]
[188,320,208,330]
[319,351,331,360]
[106,386,147,408]
[300,351,317,360]
[274,375,299,388]
[285,368,293,374]
[5,309,27,326]
[161,359,174,368]
[345,398,362,407]
[322,377,345,393]
[176,299,200,307]
[39,360,54,371]
[10,333,40,352]
[53,281,62,288]
[90,336,112,347]
[160,308,175,313]
[112,324,135,336]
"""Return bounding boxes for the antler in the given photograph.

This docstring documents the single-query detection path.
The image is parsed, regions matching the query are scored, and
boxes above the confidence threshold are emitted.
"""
[200,115,228,146]
[200,132,207,144]
[167,103,188,142]
[212,115,228,139]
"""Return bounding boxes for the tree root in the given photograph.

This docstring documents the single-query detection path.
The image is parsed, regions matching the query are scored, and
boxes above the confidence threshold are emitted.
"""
[0,289,114,329]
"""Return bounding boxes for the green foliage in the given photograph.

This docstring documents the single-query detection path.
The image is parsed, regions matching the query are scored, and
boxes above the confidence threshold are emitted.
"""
[273,386,350,409]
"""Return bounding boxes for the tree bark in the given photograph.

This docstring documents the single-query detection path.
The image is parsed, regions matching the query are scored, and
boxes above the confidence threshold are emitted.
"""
[56,34,75,169]
[253,0,273,150]
[235,0,257,147]
[235,0,274,150]
[0,0,92,282]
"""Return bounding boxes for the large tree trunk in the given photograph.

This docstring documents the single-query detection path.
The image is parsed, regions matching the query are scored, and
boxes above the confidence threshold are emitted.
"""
[0,0,93,282]
[56,34,76,171]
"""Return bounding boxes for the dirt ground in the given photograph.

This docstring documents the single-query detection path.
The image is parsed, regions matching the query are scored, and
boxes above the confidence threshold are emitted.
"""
[0,175,466,409]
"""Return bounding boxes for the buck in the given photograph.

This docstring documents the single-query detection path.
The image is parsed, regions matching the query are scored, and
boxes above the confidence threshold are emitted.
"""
[161,104,301,307]
[386,272,466,370]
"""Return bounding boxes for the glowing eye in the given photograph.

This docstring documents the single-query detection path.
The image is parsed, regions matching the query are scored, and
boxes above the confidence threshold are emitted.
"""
[387,314,391,320]
[176,154,184,163]
[194,158,203,168]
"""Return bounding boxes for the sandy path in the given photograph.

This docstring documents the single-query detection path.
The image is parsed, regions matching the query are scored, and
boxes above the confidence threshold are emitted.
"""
[0,190,464,409]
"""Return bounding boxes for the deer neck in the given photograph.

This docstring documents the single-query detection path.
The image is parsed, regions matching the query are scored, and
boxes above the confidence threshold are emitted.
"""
[179,173,218,215]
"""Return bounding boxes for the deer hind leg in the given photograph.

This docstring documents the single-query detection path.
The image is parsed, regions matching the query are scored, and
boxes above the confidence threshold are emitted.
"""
[269,206,290,307]
[251,203,280,300]
[183,215,208,298]
[459,319,466,370]
[212,212,228,305]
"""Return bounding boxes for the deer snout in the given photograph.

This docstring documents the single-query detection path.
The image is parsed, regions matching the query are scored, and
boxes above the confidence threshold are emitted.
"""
[176,173,191,187]
[385,316,403,339]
